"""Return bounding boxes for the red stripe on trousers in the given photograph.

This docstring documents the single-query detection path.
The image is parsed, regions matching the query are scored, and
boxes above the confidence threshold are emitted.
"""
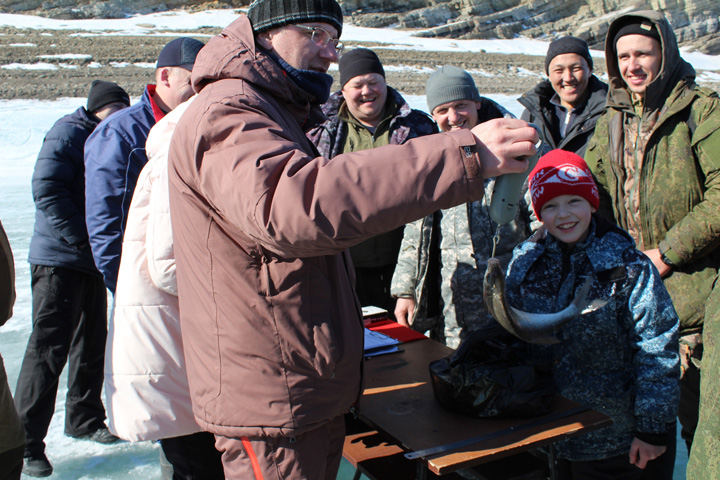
[241,436,264,480]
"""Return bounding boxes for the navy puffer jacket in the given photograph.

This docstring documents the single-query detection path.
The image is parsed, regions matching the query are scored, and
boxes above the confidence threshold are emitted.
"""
[28,106,100,276]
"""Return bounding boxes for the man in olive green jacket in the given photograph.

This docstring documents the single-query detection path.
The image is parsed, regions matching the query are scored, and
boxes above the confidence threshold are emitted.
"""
[584,10,720,479]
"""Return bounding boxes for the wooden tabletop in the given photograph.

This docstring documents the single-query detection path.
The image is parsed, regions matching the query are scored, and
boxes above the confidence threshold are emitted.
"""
[356,337,612,476]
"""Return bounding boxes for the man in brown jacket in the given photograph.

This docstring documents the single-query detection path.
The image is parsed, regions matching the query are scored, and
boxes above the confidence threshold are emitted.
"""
[167,1,538,479]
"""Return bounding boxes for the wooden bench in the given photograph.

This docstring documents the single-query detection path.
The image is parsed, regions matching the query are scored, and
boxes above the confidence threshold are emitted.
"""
[343,415,548,480]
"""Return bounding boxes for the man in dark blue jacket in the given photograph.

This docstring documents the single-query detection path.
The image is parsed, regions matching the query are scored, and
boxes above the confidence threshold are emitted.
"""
[518,36,608,157]
[84,36,203,294]
[15,80,130,477]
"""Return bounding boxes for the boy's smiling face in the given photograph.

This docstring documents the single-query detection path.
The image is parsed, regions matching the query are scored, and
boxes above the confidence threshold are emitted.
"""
[540,194,596,247]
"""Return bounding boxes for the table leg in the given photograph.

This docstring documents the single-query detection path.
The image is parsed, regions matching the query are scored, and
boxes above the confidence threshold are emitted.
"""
[547,444,557,480]
[415,460,427,480]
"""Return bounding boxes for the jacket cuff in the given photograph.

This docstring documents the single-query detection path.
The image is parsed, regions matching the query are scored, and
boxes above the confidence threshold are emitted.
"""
[448,129,482,181]
[658,240,682,267]
[635,430,669,447]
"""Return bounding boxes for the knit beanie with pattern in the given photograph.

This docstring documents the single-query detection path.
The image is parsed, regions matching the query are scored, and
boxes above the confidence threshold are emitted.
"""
[528,149,600,219]
[248,0,343,36]
[425,65,480,113]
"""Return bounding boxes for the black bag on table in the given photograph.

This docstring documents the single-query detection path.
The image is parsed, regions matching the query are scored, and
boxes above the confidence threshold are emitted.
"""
[429,323,556,418]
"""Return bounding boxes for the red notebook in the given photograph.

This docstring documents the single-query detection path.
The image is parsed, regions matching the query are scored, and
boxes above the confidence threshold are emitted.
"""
[367,319,427,343]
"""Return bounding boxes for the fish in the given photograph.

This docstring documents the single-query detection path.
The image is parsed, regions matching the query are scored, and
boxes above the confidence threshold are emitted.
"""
[482,257,608,344]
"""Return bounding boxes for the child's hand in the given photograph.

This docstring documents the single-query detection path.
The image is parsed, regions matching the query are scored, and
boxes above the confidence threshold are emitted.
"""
[629,437,666,469]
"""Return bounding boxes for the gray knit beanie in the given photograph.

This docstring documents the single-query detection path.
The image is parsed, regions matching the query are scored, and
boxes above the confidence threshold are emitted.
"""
[248,0,343,36]
[425,65,480,113]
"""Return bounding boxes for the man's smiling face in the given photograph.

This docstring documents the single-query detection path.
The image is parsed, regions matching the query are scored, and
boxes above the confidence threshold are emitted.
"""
[616,34,662,97]
[341,73,388,128]
[548,53,591,110]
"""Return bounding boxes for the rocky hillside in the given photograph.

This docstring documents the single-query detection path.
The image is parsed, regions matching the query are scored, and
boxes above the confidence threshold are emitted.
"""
[1,0,719,54]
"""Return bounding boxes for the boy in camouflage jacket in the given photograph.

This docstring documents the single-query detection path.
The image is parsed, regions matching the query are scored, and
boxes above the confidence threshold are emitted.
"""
[505,150,679,478]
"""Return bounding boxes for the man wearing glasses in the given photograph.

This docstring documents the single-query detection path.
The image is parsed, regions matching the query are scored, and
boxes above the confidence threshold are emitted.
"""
[167,1,538,478]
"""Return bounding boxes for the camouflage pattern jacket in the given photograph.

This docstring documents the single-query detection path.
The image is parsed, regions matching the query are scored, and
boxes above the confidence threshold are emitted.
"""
[390,95,532,348]
[585,10,720,336]
[505,215,679,461]
[687,288,720,478]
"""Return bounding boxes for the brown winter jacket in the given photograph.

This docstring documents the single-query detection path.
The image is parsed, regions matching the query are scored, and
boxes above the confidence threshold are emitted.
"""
[168,16,490,439]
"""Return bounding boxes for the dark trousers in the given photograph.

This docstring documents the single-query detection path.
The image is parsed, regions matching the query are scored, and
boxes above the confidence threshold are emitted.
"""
[557,454,644,480]
[0,445,24,480]
[679,352,701,452]
[161,432,225,480]
[556,422,677,480]
[14,265,108,456]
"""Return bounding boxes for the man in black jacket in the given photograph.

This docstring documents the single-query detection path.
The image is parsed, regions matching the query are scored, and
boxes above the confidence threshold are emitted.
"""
[518,36,608,157]
[14,80,130,477]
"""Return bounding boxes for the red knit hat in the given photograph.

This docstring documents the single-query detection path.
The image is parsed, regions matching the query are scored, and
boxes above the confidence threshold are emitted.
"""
[528,149,599,219]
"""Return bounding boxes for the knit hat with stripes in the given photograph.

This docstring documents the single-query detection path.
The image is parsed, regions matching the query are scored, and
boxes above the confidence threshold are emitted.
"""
[248,0,343,36]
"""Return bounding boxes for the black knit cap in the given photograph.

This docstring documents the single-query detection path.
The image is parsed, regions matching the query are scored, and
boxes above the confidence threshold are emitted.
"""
[613,17,661,48]
[248,0,343,36]
[544,36,593,74]
[156,37,205,71]
[339,48,385,87]
[86,80,130,114]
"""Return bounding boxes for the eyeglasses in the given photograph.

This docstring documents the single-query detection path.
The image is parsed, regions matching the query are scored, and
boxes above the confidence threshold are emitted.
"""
[291,25,344,54]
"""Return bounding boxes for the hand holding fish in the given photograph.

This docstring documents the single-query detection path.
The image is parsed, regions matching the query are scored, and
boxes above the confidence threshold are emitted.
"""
[470,118,539,179]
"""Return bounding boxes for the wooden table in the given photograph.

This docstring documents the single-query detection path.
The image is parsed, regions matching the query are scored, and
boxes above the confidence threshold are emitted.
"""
[345,337,612,479]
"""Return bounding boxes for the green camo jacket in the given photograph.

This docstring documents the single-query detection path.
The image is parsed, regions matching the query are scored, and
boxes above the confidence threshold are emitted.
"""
[585,11,720,335]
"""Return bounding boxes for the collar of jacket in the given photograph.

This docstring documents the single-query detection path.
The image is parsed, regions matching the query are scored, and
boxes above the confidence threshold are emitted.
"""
[189,15,325,130]
[542,214,632,272]
[606,76,698,140]
[519,76,608,121]
[78,106,101,131]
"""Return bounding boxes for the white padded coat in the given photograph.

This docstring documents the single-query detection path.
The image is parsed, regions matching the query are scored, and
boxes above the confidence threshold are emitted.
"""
[104,98,199,441]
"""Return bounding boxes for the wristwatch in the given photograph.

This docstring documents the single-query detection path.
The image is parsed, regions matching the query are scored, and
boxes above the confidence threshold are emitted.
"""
[660,250,675,267]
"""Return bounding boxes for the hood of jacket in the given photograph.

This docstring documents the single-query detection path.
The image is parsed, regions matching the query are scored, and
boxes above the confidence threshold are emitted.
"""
[190,15,325,129]
[605,10,695,112]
